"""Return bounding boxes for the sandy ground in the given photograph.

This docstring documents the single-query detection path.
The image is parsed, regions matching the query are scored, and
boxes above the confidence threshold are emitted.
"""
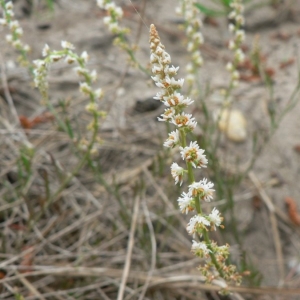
[1,0,300,298]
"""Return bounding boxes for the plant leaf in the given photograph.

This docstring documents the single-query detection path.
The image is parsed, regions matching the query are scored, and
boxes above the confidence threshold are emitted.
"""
[194,3,226,17]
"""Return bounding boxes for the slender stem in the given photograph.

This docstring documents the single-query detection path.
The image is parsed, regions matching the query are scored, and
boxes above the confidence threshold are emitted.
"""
[180,128,224,278]
[203,230,225,277]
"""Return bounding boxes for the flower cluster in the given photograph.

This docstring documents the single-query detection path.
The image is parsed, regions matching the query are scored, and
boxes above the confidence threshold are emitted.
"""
[96,0,127,35]
[96,0,142,70]
[150,24,242,287]
[33,42,105,154]
[0,1,30,66]
[226,0,246,88]
[176,0,204,90]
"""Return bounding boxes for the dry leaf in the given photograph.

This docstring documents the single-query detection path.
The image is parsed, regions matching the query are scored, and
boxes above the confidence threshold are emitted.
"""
[285,197,300,226]
[19,112,54,129]
[20,246,35,273]
[279,58,295,69]
[294,144,300,154]
[252,195,262,210]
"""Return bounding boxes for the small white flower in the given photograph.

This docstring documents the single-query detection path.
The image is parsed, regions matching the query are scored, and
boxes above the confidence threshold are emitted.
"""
[186,63,193,73]
[165,65,179,76]
[180,141,208,168]
[33,59,46,69]
[9,20,19,30]
[175,6,182,15]
[81,51,89,63]
[5,1,13,10]
[6,9,14,17]
[106,2,117,11]
[191,240,211,256]
[23,44,30,52]
[228,23,235,32]
[5,34,13,42]
[177,191,194,214]
[192,51,203,66]
[79,82,92,95]
[231,70,240,80]
[164,129,180,148]
[171,112,197,130]
[151,75,162,83]
[173,77,184,88]
[236,15,245,26]
[74,67,89,76]
[171,162,185,186]
[42,44,50,57]
[153,91,165,101]
[65,55,76,64]
[15,27,23,36]
[236,29,245,42]
[150,53,159,64]
[49,54,63,62]
[226,62,234,72]
[216,244,229,256]
[90,70,98,82]
[235,48,245,63]
[155,46,164,56]
[186,74,195,84]
[114,6,123,18]
[187,215,210,235]
[163,92,193,108]
[152,63,163,74]
[61,40,75,50]
[187,41,194,52]
[232,80,239,87]
[0,18,7,25]
[157,76,184,89]
[208,207,223,230]
[228,40,235,50]
[157,108,175,122]
[228,11,236,19]
[108,22,119,33]
[12,40,21,48]
[193,32,204,44]
[188,178,214,202]
[186,25,193,36]
[97,0,105,8]
[85,102,98,113]
[94,88,103,99]
[103,16,112,25]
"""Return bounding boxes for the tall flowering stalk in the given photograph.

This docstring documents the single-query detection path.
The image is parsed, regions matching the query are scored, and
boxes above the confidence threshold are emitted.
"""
[33,42,105,154]
[150,24,242,287]
[176,0,204,94]
[96,0,147,74]
[225,0,245,99]
[0,1,30,67]
[31,42,106,224]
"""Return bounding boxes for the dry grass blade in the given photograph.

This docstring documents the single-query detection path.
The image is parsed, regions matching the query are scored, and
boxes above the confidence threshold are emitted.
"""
[2,266,300,296]
[17,271,47,300]
[248,171,285,285]
[117,195,140,300]
[136,197,157,300]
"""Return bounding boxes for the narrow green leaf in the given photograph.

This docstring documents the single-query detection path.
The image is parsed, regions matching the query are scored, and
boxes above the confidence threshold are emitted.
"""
[194,3,226,17]
[221,0,232,7]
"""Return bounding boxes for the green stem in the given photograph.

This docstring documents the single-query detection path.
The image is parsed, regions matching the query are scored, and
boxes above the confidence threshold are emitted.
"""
[31,106,99,226]
[180,128,224,278]
[118,33,149,76]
